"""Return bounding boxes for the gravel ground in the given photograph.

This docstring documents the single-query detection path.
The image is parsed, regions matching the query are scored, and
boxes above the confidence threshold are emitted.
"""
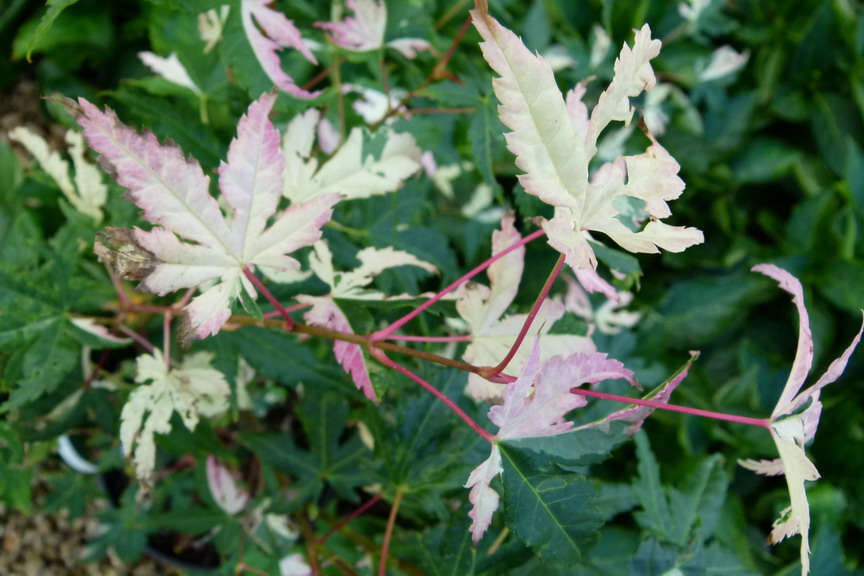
[0,487,182,576]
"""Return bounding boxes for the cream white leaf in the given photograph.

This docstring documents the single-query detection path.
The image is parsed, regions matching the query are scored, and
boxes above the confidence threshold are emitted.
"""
[470,0,702,279]
[120,350,230,483]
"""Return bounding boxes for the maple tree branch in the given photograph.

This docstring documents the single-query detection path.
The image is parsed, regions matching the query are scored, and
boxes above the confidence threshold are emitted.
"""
[371,228,547,341]
[481,253,566,379]
[570,387,773,429]
[379,487,405,576]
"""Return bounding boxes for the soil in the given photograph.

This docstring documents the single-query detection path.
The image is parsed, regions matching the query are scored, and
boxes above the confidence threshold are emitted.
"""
[0,470,183,576]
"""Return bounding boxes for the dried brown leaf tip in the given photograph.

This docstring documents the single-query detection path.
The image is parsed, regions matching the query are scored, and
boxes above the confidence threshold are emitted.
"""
[94,227,156,282]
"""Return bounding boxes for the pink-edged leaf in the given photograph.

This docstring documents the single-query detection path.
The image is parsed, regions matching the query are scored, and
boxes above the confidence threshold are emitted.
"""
[83,94,338,339]
[589,353,695,434]
[491,341,602,440]
[299,296,376,401]
[456,214,523,333]
[464,445,503,543]
[739,265,862,576]
[249,191,339,272]
[316,0,385,52]
[386,38,432,59]
[76,99,230,249]
[751,264,814,416]
[471,0,587,211]
[789,312,864,416]
[206,456,250,515]
[241,0,320,99]
[219,93,284,261]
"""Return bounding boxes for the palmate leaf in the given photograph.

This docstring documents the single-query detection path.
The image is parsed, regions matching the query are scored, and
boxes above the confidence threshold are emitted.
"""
[736,264,863,576]
[633,433,728,549]
[240,390,369,508]
[465,342,635,543]
[470,0,702,288]
[75,93,338,339]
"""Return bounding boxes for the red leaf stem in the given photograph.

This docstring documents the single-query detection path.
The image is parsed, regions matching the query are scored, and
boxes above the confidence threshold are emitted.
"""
[570,387,772,429]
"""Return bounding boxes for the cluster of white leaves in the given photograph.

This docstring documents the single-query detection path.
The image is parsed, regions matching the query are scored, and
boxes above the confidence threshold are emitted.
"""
[81,93,339,339]
[298,242,437,401]
[120,350,230,482]
[455,215,595,401]
[738,264,863,576]
[470,0,703,294]
[8,126,107,223]
[465,341,635,542]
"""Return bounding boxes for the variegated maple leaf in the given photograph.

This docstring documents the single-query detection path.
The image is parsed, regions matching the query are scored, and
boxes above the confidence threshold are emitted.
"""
[80,93,339,339]
[738,264,863,576]
[456,215,596,401]
[465,341,634,542]
[241,0,320,98]
[281,108,422,204]
[471,0,703,291]
[8,126,107,223]
[297,241,436,401]
[121,350,230,483]
[315,0,431,58]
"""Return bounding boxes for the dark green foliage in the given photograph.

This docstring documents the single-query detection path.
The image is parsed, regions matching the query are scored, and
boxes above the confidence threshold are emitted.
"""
[2,0,864,573]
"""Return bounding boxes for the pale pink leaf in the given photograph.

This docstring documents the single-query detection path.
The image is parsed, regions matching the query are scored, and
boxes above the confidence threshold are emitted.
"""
[386,38,432,59]
[207,456,250,515]
[76,99,230,249]
[300,296,376,401]
[751,264,816,418]
[589,353,694,434]
[219,92,285,261]
[241,0,320,99]
[739,265,862,576]
[491,342,597,440]
[464,445,503,543]
[81,94,338,338]
[316,0,385,52]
